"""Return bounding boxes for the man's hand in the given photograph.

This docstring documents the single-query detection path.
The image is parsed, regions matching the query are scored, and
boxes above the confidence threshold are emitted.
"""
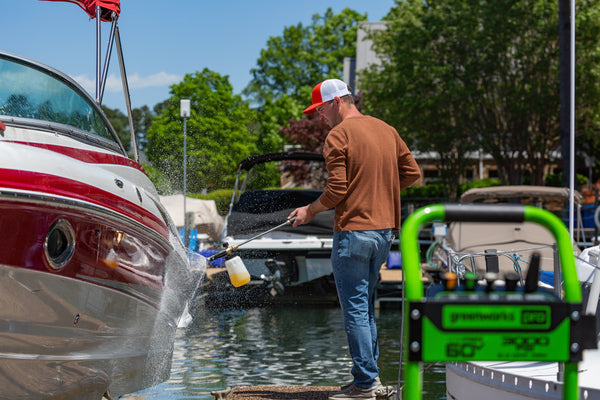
[288,204,314,227]
[288,199,328,227]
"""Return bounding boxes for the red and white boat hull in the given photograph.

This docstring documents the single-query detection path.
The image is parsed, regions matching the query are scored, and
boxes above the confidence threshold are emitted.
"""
[0,124,195,398]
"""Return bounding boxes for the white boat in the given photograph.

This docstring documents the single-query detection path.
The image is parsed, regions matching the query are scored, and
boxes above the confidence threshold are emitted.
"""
[425,187,600,400]
[0,2,201,399]
[206,151,336,306]
[445,247,600,400]
[434,186,584,279]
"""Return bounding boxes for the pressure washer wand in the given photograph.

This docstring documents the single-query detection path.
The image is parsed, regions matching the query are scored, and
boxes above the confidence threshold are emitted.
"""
[207,216,297,261]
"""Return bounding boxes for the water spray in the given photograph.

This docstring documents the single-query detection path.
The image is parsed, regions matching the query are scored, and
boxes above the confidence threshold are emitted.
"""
[207,216,297,287]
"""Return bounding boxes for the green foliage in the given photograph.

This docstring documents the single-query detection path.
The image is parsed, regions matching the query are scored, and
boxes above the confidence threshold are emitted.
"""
[102,105,159,154]
[459,178,502,192]
[363,0,600,187]
[403,178,502,200]
[194,189,235,215]
[242,162,282,189]
[545,173,588,188]
[131,105,154,152]
[145,69,258,193]
[141,163,172,195]
[102,106,131,151]
[244,8,367,106]
[254,95,303,154]
[402,183,448,199]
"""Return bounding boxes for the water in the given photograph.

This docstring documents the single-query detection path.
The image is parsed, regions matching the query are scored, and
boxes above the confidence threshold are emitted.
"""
[125,305,446,399]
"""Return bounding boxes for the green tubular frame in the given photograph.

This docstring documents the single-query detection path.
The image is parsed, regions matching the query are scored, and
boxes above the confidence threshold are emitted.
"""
[400,204,581,400]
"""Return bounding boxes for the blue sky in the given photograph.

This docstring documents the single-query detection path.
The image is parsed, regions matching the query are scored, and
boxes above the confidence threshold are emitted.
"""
[4,0,395,112]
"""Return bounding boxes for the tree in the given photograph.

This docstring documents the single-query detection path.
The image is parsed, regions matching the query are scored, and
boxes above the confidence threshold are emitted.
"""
[253,95,302,154]
[244,8,367,106]
[278,114,330,187]
[146,69,258,193]
[103,105,157,154]
[281,114,329,154]
[102,106,131,151]
[362,0,600,191]
[132,105,154,153]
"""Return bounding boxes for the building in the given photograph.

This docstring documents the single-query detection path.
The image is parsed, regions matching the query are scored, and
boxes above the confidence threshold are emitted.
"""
[344,21,387,93]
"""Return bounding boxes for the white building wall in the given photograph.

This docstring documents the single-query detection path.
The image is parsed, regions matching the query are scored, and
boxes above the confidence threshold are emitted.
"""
[353,21,387,91]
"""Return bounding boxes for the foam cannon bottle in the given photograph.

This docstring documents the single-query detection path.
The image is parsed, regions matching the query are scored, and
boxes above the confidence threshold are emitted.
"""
[225,256,250,287]
[207,217,296,287]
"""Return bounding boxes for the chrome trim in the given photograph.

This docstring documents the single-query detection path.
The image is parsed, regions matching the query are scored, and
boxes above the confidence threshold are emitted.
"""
[44,218,76,270]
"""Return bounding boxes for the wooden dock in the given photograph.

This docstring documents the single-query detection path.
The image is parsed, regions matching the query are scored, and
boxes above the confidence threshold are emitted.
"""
[375,266,431,309]
[210,385,399,399]
[210,385,340,399]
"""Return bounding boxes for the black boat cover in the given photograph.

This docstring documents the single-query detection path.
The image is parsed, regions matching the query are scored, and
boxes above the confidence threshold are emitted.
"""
[226,189,334,237]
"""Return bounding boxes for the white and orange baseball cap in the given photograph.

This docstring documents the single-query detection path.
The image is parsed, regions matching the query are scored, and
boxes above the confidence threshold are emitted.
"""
[303,79,351,114]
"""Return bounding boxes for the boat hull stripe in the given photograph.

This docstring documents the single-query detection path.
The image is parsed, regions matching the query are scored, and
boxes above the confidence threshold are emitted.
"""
[0,168,168,238]
[7,140,146,173]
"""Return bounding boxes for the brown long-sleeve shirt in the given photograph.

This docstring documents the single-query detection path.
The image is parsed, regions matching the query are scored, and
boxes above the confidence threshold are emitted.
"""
[318,115,420,232]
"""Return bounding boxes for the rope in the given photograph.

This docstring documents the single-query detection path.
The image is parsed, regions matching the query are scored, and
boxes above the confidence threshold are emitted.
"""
[396,362,439,395]
[448,244,554,260]
[575,253,600,271]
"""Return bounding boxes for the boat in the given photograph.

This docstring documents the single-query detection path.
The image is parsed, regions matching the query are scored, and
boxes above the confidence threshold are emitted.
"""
[419,187,600,399]
[158,194,225,250]
[430,186,584,281]
[0,2,201,399]
[444,246,600,400]
[202,151,337,307]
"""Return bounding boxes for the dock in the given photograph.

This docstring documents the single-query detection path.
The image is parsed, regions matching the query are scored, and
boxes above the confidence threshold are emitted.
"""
[375,267,405,309]
[210,385,399,399]
[375,266,431,309]
[211,386,340,399]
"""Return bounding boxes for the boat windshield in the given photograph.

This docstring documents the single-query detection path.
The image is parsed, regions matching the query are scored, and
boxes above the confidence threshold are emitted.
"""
[0,55,114,141]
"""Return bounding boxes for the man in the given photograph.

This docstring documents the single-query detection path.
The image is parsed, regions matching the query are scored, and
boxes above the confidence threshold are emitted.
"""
[289,79,421,400]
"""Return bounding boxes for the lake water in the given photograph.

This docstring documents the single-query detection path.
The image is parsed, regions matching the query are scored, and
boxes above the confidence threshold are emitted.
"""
[125,305,446,399]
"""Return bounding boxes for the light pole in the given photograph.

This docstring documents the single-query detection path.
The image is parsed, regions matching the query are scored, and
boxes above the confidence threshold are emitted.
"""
[180,99,190,249]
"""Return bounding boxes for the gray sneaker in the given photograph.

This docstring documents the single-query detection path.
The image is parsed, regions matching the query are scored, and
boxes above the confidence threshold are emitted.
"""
[373,385,397,399]
[340,377,381,392]
[330,381,395,400]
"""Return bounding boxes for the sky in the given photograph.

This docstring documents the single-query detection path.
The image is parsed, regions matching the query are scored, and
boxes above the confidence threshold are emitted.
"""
[3,0,396,113]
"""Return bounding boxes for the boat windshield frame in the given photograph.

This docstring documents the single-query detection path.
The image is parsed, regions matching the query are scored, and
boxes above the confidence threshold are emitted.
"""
[0,51,126,155]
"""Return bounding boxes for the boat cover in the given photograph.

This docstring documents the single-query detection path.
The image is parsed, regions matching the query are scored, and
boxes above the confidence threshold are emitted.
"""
[159,195,224,241]
[460,185,582,204]
[226,189,334,237]
[41,0,120,21]
[447,185,583,274]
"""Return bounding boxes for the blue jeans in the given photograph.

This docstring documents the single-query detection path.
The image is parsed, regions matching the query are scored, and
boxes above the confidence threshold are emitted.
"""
[332,229,393,389]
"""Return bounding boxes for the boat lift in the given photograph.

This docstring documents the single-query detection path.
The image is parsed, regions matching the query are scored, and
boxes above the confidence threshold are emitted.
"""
[401,204,597,400]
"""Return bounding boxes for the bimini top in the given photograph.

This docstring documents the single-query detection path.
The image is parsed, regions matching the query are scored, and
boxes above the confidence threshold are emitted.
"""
[41,0,120,21]
[460,185,582,205]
